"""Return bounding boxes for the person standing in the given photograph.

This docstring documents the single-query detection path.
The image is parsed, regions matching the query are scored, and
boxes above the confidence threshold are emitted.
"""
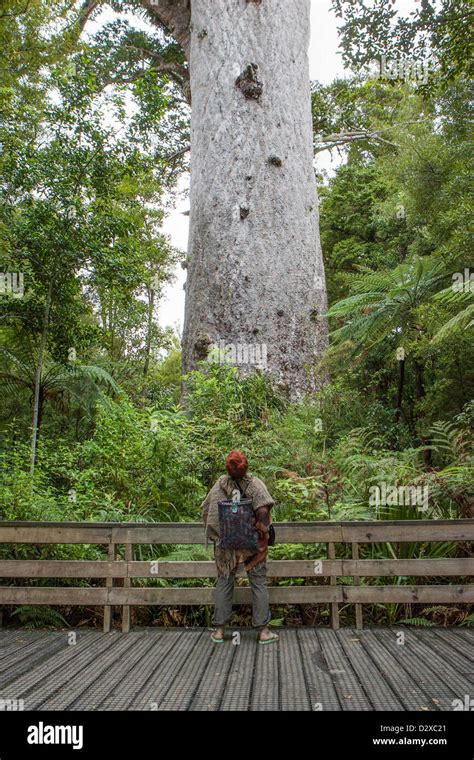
[201,450,278,644]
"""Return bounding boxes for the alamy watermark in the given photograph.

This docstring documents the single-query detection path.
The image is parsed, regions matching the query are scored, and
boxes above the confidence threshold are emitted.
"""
[451,695,474,711]
[395,204,406,220]
[369,482,429,513]
[0,697,24,710]
[373,54,431,85]
[27,722,83,750]
[208,339,267,370]
[452,269,473,293]
[314,273,324,290]
[0,272,24,298]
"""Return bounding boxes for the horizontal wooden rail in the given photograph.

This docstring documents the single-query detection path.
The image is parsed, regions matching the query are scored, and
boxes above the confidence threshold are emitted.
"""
[0,586,471,605]
[1,519,473,543]
[1,558,473,578]
[0,520,472,632]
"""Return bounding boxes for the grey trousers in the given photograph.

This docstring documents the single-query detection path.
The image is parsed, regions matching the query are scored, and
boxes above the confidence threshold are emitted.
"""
[212,561,271,628]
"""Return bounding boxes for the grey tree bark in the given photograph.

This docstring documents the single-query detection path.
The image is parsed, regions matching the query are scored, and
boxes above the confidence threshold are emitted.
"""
[181,0,328,397]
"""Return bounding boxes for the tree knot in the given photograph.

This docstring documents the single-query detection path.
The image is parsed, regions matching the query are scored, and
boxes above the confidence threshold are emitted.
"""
[268,155,282,167]
[194,332,213,360]
[235,63,263,102]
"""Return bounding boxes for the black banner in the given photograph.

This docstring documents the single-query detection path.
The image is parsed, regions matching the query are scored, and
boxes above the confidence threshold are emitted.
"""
[0,710,471,758]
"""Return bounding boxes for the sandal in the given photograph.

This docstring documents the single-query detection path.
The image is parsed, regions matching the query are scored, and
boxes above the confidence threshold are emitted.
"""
[211,633,224,643]
[258,632,279,645]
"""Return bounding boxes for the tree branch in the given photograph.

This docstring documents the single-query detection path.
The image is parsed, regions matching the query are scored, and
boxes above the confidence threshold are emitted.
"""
[140,0,191,57]
[0,1,30,20]
[122,43,190,102]
[314,118,434,154]
[77,0,102,32]
[314,129,399,153]
[164,144,190,162]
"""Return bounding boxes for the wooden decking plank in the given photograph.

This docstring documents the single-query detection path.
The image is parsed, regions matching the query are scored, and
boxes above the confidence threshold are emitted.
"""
[374,630,462,710]
[29,632,137,710]
[415,629,474,673]
[0,630,100,697]
[316,630,372,711]
[338,630,404,711]
[156,631,216,710]
[449,629,474,645]
[54,633,160,710]
[431,628,474,663]
[356,630,436,711]
[219,631,258,711]
[129,630,205,711]
[250,637,280,711]
[0,640,66,689]
[279,629,311,711]
[189,634,238,711]
[100,630,182,710]
[296,630,341,711]
[0,632,66,686]
[399,629,474,697]
[0,630,52,661]
[4,632,124,708]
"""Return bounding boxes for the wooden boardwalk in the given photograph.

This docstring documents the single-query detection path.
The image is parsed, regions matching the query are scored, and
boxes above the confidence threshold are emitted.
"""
[0,627,472,711]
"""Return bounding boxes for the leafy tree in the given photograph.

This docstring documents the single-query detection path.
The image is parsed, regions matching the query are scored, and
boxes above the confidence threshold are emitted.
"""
[331,0,473,87]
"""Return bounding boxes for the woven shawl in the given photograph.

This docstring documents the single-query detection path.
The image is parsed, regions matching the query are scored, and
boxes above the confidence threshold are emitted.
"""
[201,473,274,577]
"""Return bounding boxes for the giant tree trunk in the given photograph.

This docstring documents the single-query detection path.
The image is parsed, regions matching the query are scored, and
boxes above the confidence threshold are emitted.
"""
[181,0,328,398]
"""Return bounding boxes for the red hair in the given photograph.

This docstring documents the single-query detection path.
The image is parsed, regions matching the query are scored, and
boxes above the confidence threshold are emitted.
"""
[225,450,248,479]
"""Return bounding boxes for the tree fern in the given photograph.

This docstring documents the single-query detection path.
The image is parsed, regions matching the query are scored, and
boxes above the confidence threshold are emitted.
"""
[431,304,474,344]
[430,282,474,343]
[327,257,449,352]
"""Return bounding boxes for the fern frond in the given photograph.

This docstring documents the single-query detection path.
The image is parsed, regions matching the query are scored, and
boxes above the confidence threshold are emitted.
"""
[398,617,436,627]
[431,303,474,344]
[11,605,69,629]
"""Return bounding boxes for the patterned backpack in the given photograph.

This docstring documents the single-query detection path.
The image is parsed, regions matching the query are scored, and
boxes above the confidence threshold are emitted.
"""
[217,479,258,551]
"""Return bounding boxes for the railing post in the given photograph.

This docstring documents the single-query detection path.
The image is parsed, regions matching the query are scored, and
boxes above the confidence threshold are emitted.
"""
[327,542,339,630]
[122,543,132,633]
[103,542,116,633]
[352,541,363,630]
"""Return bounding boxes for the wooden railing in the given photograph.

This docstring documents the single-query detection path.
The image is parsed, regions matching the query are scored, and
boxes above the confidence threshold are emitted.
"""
[0,520,473,632]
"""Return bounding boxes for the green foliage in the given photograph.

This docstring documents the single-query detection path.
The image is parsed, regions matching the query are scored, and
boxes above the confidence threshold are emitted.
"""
[397,617,436,627]
[331,0,473,88]
[11,605,69,629]
[316,67,473,458]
